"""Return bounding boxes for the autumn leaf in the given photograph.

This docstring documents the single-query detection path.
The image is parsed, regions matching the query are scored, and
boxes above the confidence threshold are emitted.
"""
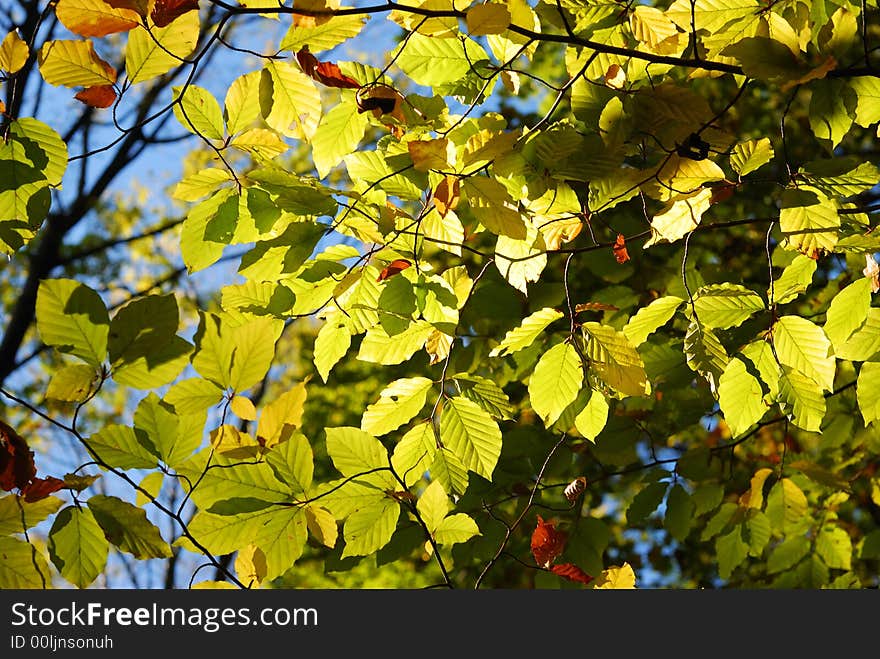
[22,476,66,503]
[55,0,141,38]
[75,84,117,108]
[151,0,200,28]
[612,233,630,263]
[434,176,460,218]
[356,84,405,125]
[863,255,879,293]
[550,562,594,585]
[0,419,36,492]
[530,515,567,568]
[575,302,619,313]
[295,46,360,89]
[376,259,412,282]
[604,64,626,89]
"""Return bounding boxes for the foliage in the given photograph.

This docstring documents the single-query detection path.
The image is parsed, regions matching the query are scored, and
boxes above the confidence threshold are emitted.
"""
[1,0,880,590]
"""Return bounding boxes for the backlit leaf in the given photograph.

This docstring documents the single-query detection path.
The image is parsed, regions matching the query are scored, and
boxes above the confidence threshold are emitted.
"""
[38,39,117,87]
[528,341,583,427]
[88,494,172,559]
[48,506,109,589]
[439,396,502,480]
[361,377,433,437]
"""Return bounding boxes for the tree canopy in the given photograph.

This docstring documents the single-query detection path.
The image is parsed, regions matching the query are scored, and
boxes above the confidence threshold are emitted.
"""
[1,0,879,590]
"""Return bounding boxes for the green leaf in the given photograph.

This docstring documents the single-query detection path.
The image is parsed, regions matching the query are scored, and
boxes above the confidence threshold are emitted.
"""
[164,377,224,415]
[815,524,852,569]
[777,366,826,432]
[823,278,872,350]
[341,497,400,558]
[109,294,190,389]
[770,254,816,304]
[48,506,108,589]
[224,70,262,135]
[574,390,609,442]
[684,321,728,394]
[849,76,880,128]
[0,536,50,588]
[430,447,470,497]
[256,506,308,580]
[391,422,435,488]
[665,484,695,542]
[262,61,322,140]
[800,158,880,197]
[87,424,157,470]
[357,320,433,365]
[361,377,433,437]
[730,138,774,176]
[494,226,548,294]
[9,117,68,186]
[626,481,668,525]
[439,396,502,480]
[132,392,197,467]
[622,296,683,347]
[857,362,880,426]
[767,535,810,573]
[489,307,563,357]
[716,527,748,580]
[312,99,369,179]
[180,189,232,273]
[36,278,109,367]
[305,505,337,548]
[0,494,63,535]
[452,374,514,420]
[266,432,313,495]
[135,472,163,507]
[836,308,880,361]
[46,364,98,402]
[125,14,199,84]
[583,322,648,397]
[177,451,290,510]
[416,480,449,532]
[765,478,809,534]
[344,150,426,200]
[809,79,856,149]
[434,513,480,545]
[172,84,225,141]
[773,315,835,391]
[238,221,327,280]
[528,341,583,427]
[325,427,390,478]
[396,33,488,87]
[0,134,51,252]
[692,284,764,329]
[744,511,771,556]
[191,313,280,391]
[88,494,172,559]
[279,14,366,52]
[779,187,840,258]
[718,358,767,438]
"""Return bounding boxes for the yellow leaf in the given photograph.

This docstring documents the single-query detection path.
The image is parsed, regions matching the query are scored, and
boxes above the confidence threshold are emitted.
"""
[38,39,117,87]
[648,154,725,200]
[209,424,260,459]
[0,31,29,74]
[425,328,453,365]
[644,188,713,248]
[230,395,257,421]
[125,13,199,84]
[305,506,338,548]
[55,0,140,38]
[594,562,637,589]
[630,6,679,50]
[257,382,308,448]
[235,544,267,587]
[407,138,451,172]
[467,3,512,36]
[231,128,289,160]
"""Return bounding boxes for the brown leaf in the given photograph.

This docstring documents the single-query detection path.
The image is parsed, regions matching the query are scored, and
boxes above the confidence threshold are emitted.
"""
[550,562,594,585]
[377,259,412,282]
[563,476,588,502]
[612,233,630,264]
[0,419,36,493]
[530,515,567,568]
[356,84,406,125]
[75,84,117,108]
[863,255,880,293]
[150,0,199,28]
[433,176,460,217]
[104,0,151,16]
[710,182,737,205]
[22,476,66,502]
[296,47,360,89]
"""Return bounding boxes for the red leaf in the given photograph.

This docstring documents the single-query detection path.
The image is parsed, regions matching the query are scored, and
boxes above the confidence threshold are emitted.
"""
[0,419,36,492]
[151,0,200,28]
[530,516,567,568]
[377,259,412,282]
[710,182,737,205]
[296,47,361,89]
[551,562,594,585]
[22,476,65,503]
[75,85,117,109]
[313,61,360,89]
[612,233,630,264]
